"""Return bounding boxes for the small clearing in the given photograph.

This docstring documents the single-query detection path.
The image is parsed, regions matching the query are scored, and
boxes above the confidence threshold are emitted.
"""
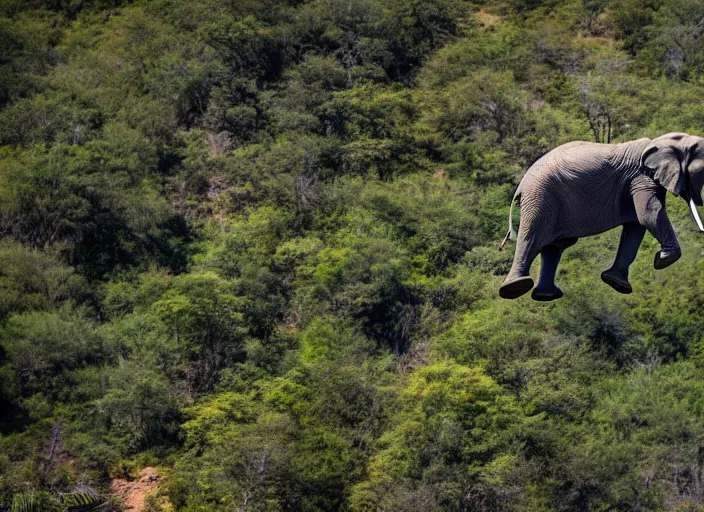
[474,8,502,28]
[111,467,161,511]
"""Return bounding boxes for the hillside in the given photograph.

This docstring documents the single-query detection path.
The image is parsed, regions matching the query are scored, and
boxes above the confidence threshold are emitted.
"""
[2,0,704,510]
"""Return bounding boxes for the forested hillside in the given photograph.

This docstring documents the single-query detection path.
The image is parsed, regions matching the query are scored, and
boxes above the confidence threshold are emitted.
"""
[3,0,704,510]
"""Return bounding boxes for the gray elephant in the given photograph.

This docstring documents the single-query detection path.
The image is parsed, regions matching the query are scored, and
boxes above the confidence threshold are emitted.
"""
[499,132,704,301]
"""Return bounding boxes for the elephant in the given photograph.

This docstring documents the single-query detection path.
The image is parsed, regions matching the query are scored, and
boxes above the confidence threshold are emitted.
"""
[498,132,704,301]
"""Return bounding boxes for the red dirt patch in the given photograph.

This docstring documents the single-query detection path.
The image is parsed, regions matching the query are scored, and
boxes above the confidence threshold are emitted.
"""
[111,467,161,511]
[474,8,502,28]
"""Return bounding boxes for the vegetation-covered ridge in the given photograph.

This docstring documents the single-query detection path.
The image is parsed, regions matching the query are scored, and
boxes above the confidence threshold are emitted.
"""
[2,0,704,510]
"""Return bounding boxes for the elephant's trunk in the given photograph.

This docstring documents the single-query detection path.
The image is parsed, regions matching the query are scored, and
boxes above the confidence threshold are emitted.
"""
[689,199,704,232]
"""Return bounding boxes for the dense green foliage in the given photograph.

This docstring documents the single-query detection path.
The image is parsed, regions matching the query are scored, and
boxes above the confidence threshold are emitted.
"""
[2,0,704,510]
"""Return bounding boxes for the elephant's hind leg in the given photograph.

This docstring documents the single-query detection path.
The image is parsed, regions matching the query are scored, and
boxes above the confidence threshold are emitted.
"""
[499,229,541,300]
[531,238,576,301]
[499,275,534,299]
[601,222,645,294]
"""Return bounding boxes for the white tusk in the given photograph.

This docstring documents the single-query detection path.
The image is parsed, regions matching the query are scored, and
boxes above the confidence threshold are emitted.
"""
[690,199,704,232]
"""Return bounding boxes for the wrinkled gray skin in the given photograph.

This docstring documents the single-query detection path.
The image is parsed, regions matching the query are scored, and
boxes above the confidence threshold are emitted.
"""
[499,133,704,301]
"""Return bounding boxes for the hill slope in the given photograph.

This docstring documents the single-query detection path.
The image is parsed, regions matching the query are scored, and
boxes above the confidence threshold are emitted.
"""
[2,0,704,510]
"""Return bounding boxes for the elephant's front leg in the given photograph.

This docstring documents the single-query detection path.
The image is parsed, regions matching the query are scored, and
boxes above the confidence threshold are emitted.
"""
[601,222,646,294]
[631,178,681,269]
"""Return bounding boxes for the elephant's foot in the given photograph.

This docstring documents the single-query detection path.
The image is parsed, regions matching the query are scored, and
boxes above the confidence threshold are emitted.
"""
[601,269,632,294]
[654,248,681,269]
[531,286,563,302]
[499,276,534,299]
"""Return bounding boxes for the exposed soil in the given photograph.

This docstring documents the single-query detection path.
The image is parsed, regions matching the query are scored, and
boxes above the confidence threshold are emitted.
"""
[111,467,161,511]
[474,8,502,28]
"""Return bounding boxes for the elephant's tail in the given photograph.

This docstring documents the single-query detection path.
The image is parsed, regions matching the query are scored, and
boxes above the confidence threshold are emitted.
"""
[499,186,521,251]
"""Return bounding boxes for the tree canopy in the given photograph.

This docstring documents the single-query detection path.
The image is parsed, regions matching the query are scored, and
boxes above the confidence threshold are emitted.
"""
[2,0,704,510]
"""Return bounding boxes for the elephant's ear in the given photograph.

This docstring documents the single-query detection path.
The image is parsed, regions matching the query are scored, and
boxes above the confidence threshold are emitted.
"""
[640,143,685,196]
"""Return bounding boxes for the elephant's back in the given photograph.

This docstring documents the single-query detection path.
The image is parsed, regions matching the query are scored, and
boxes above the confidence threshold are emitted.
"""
[520,142,617,200]
[518,141,625,237]
[524,141,615,180]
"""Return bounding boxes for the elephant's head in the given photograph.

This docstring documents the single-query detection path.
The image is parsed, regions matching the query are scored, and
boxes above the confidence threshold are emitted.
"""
[641,132,704,231]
